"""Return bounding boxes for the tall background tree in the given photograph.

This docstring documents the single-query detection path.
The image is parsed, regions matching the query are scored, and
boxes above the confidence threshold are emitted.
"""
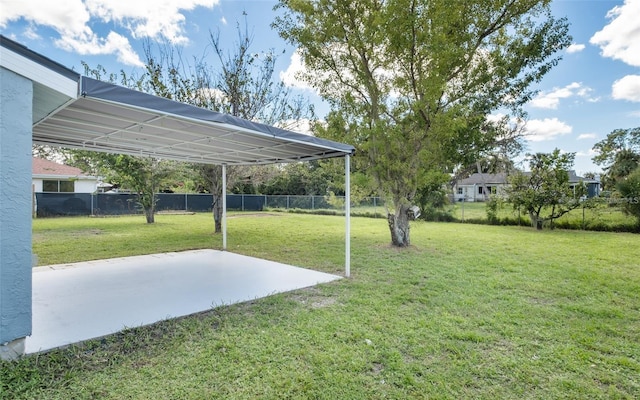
[506,149,586,230]
[616,168,640,227]
[140,16,315,231]
[59,64,181,224]
[63,15,315,229]
[592,127,640,190]
[274,0,571,246]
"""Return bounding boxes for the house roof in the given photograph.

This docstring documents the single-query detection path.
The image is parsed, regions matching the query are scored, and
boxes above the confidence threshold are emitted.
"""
[568,171,598,183]
[32,157,88,178]
[457,171,599,186]
[457,173,508,185]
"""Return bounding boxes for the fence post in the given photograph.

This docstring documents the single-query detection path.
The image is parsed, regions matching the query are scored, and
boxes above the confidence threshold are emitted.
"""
[185,193,188,211]
[287,195,290,209]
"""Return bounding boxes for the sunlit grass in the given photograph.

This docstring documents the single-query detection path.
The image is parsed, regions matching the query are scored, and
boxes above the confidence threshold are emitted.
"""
[32,214,222,266]
[2,213,638,399]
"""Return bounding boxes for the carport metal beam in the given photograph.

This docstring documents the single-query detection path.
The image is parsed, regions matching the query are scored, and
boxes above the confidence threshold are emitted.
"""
[222,164,227,251]
[220,159,352,278]
[345,155,351,278]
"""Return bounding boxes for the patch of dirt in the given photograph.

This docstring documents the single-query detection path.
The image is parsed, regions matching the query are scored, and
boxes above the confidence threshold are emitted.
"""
[528,297,556,306]
[371,362,384,374]
[289,286,339,309]
[374,243,428,254]
[227,213,281,218]
[34,228,102,242]
[311,297,338,308]
[65,229,103,237]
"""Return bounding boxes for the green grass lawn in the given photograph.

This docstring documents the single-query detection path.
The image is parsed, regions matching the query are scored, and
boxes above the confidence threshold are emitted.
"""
[31,214,224,266]
[3,213,639,399]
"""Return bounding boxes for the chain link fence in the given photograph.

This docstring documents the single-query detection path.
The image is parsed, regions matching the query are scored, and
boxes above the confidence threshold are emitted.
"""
[34,193,385,217]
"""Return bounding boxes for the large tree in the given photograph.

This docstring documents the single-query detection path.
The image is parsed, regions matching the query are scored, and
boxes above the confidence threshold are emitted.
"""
[592,127,640,189]
[64,151,178,223]
[140,16,315,232]
[506,149,586,230]
[63,65,181,224]
[273,0,570,246]
[616,168,640,227]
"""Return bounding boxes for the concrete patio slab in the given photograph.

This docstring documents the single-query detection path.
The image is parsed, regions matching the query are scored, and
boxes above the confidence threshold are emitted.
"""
[27,249,341,354]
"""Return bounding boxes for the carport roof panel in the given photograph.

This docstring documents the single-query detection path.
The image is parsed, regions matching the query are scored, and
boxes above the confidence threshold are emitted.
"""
[32,76,354,165]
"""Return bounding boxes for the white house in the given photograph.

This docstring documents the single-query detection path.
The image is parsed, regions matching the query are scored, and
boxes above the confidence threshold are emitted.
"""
[32,157,100,193]
[453,173,509,202]
[453,171,600,202]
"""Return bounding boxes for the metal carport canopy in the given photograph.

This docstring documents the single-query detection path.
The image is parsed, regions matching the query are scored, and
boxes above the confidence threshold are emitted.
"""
[33,76,354,165]
[31,75,354,277]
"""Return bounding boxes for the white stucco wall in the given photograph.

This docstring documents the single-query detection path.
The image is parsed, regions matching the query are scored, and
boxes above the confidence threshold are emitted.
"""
[75,179,97,193]
[32,177,98,193]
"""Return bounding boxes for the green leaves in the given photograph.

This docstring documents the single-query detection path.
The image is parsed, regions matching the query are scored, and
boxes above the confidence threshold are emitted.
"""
[64,151,180,223]
[592,127,640,189]
[274,0,570,244]
[616,168,640,225]
[507,149,586,229]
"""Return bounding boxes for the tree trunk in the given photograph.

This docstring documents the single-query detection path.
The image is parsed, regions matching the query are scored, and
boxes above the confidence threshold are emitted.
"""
[212,194,222,233]
[529,212,542,230]
[140,193,155,224]
[144,207,155,224]
[387,205,410,247]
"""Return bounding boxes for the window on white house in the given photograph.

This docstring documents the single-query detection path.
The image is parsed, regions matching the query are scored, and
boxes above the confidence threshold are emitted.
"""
[457,187,463,195]
[43,180,74,192]
[478,186,484,194]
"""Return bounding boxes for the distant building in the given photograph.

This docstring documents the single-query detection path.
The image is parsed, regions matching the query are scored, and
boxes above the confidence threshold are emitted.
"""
[453,173,509,202]
[453,171,600,202]
[32,157,101,193]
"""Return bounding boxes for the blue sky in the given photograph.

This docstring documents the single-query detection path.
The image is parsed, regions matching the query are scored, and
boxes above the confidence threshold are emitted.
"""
[1,0,639,175]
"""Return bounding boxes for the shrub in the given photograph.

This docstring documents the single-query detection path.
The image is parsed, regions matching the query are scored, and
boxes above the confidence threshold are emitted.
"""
[485,196,502,224]
[421,205,456,222]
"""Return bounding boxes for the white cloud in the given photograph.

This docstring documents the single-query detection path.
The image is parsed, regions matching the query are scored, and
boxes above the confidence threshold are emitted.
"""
[274,119,315,134]
[0,0,91,36]
[23,25,40,40]
[529,82,596,109]
[84,0,218,44]
[220,16,227,25]
[195,87,226,102]
[280,49,316,92]
[566,43,585,54]
[486,113,506,123]
[612,75,640,102]
[577,133,597,140]
[590,0,640,67]
[55,31,144,67]
[524,118,572,142]
[0,0,219,67]
[576,149,597,157]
